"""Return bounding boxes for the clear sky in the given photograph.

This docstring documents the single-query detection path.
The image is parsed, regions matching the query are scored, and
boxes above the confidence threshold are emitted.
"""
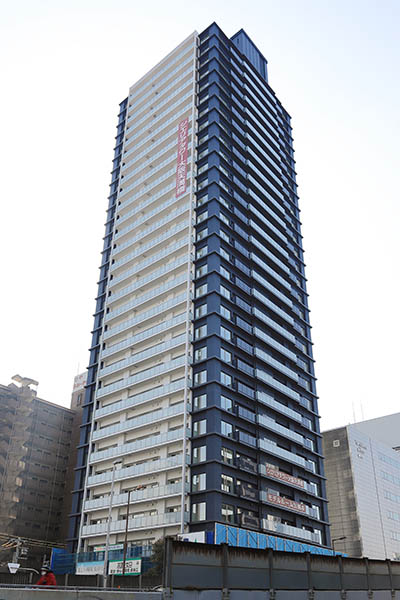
[1,0,399,431]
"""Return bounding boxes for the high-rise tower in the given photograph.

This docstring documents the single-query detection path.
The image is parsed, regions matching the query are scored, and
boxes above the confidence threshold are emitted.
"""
[69,23,330,555]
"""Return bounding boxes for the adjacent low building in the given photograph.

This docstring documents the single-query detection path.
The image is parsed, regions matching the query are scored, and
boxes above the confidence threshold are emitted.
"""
[0,376,75,565]
[323,420,400,560]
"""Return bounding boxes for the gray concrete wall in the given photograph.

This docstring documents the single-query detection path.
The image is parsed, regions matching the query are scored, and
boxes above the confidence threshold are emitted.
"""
[0,590,161,600]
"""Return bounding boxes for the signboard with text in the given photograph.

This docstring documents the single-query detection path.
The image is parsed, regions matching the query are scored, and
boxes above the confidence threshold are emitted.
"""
[175,117,189,197]
[108,558,142,575]
[76,561,104,575]
[267,493,307,514]
[265,466,305,489]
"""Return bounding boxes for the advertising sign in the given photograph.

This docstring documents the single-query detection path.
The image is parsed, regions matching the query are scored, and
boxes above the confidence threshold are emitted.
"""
[108,558,142,575]
[76,561,104,575]
[267,493,307,513]
[265,466,305,489]
[175,117,189,197]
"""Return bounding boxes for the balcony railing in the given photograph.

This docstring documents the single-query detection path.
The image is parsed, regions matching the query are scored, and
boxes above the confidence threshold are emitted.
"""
[93,401,185,440]
[258,438,315,472]
[260,491,319,519]
[87,455,189,487]
[82,510,189,537]
[257,414,304,445]
[258,464,318,496]
[84,482,189,511]
[261,518,322,544]
[95,378,186,419]
[90,427,188,464]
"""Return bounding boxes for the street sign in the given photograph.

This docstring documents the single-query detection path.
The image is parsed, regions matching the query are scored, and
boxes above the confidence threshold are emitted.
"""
[76,561,104,575]
[108,558,142,575]
[8,563,20,574]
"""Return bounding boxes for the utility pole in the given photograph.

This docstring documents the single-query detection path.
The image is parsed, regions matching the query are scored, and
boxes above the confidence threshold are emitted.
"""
[103,460,122,588]
[12,538,21,563]
[122,490,132,576]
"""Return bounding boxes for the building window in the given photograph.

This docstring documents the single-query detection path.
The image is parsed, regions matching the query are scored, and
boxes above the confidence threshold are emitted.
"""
[193,394,207,410]
[221,474,234,493]
[220,230,230,242]
[221,395,233,411]
[221,447,234,464]
[197,228,208,241]
[192,473,206,492]
[220,348,232,363]
[220,213,230,225]
[196,265,208,278]
[221,503,235,523]
[194,370,207,385]
[220,248,230,261]
[220,265,230,279]
[221,421,233,438]
[221,372,232,387]
[194,347,207,362]
[195,303,207,318]
[220,326,231,341]
[193,420,207,437]
[197,210,208,223]
[193,445,206,463]
[195,284,208,298]
[220,285,231,300]
[197,246,207,259]
[192,502,206,522]
[220,305,231,320]
[195,325,207,339]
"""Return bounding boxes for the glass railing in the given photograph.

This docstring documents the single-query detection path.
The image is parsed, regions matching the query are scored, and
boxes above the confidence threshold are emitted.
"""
[99,333,187,377]
[119,166,177,204]
[110,239,188,288]
[261,518,322,544]
[257,414,304,444]
[95,378,186,419]
[256,391,302,423]
[123,119,192,166]
[93,401,185,440]
[96,356,186,399]
[247,146,282,188]
[252,271,292,309]
[248,160,284,204]
[87,454,189,486]
[258,438,314,472]
[247,186,286,229]
[127,77,193,132]
[253,308,295,344]
[256,368,300,402]
[84,482,189,511]
[121,156,178,197]
[108,255,188,304]
[253,289,293,325]
[253,328,297,361]
[248,202,287,243]
[122,137,177,178]
[252,257,291,291]
[246,132,281,175]
[254,348,298,381]
[105,276,187,323]
[111,208,189,261]
[101,313,187,359]
[123,101,192,160]
[82,510,189,536]
[251,242,290,275]
[90,428,187,463]
[129,49,193,102]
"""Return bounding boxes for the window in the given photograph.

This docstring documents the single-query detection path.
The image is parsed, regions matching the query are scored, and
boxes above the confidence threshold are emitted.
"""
[197,228,208,241]
[220,348,232,363]
[220,230,230,242]
[193,420,207,437]
[221,372,232,387]
[194,370,207,385]
[197,210,208,223]
[220,285,231,300]
[192,502,206,522]
[221,395,233,411]
[196,265,208,278]
[195,303,207,318]
[221,326,231,341]
[221,421,233,437]
[221,474,234,493]
[193,394,207,410]
[221,447,234,464]
[220,213,229,225]
[194,347,207,362]
[221,503,235,523]
[195,284,207,298]
[197,193,208,206]
[220,305,231,320]
[220,265,230,279]
[195,325,207,339]
[220,248,230,261]
[197,246,207,259]
[193,445,206,463]
[192,473,206,492]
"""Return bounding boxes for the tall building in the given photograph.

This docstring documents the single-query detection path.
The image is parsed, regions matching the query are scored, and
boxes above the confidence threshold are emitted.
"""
[0,376,75,565]
[69,23,330,555]
[323,421,400,560]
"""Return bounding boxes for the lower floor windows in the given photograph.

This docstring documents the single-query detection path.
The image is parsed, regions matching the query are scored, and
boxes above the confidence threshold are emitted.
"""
[221,503,235,523]
[192,502,206,522]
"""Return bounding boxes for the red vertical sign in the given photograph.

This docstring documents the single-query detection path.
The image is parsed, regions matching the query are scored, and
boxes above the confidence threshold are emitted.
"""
[176,117,189,197]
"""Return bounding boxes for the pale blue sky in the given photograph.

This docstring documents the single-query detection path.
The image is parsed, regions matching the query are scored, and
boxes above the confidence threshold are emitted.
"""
[1,0,399,430]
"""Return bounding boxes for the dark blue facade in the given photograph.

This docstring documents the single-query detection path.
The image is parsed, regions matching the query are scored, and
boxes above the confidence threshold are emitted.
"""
[190,23,330,547]
[67,98,128,551]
